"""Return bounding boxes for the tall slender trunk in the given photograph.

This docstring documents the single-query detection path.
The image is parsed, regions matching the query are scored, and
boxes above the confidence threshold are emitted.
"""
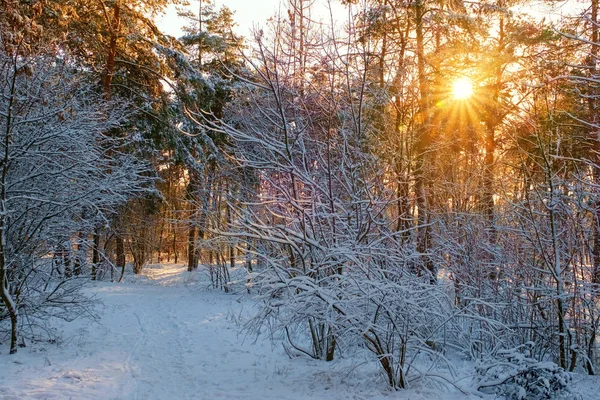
[227,194,235,273]
[62,243,72,278]
[157,218,165,263]
[0,224,17,354]
[195,163,216,269]
[173,223,178,264]
[102,2,120,99]
[187,223,196,272]
[396,172,410,239]
[193,227,202,269]
[0,63,18,353]
[483,125,496,239]
[289,0,307,90]
[591,0,600,286]
[587,329,597,375]
[116,233,126,282]
[91,228,100,280]
[186,171,199,272]
[414,0,435,283]
[224,194,234,293]
[102,1,123,279]
[589,0,600,376]
[482,12,505,244]
[393,25,411,242]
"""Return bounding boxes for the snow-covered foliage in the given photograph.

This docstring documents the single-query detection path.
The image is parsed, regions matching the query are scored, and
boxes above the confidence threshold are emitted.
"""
[0,50,152,351]
[192,16,464,389]
[476,344,574,400]
[191,5,600,390]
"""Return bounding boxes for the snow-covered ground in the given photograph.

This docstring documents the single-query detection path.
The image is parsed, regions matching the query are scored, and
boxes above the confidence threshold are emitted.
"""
[1,263,598,400]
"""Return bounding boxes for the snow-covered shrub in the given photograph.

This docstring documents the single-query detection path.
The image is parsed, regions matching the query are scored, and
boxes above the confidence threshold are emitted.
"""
[348,269,456,389]
[0,50,151,353]
[2,258,97,344]
[476,344,574,400]
[246,235,457,389]
[246,243,352,361]
[208,12,458,389]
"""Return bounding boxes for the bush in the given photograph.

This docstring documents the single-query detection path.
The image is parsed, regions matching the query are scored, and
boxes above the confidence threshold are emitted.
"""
[476,343,574,400]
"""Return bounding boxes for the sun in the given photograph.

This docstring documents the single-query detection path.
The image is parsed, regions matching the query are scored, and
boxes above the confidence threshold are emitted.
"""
[452,77,473,100]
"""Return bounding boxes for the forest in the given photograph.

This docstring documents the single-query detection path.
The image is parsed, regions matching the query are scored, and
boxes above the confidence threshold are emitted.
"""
[1,0,600,398]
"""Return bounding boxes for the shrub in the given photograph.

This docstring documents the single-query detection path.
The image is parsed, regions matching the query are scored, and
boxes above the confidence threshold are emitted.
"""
[476,343,574,400]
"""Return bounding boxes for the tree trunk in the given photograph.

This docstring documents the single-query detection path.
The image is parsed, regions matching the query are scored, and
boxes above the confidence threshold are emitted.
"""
[102,1,122,280]
[414,0,435,283]
[227,201,235,273]
[0,267,18,354]
[73,230,86,276]
[591,0,600,287]
[1,57,18,354]
[157,218,165,263]
[393,36,410,242]
[102,2,120,99]
[482,14,505,245]
[483,125,495,240]
[587,329,597,375]
[91,228,100,281]
[396,171,410,241]
[187,223,196,272]
[173,226,178,264]
[63,243,72,278]
[589,0,600,376]
[116,234,126,282]
[0,207,17,354]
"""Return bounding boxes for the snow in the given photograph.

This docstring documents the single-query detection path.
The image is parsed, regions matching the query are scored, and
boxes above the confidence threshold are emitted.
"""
[1,263,598,400]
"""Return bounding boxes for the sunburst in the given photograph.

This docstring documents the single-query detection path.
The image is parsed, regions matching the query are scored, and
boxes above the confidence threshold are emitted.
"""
[452,77,474,100]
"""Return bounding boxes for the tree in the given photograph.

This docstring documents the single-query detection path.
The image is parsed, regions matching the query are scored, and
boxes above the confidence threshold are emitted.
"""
[24,0,185,276]
[163,2,244,273]
[549,1,600,374]
[0,46,151,353]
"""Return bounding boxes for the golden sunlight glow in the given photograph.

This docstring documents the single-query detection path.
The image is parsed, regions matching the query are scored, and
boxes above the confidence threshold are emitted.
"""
[452,77,474,100]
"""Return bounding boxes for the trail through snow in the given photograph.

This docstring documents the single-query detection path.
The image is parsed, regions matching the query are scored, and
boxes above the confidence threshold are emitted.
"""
[1,263,598,399]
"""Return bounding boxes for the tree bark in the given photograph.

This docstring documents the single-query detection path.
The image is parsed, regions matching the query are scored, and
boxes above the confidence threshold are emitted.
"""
[589,0,600,376]
[0,163,17,354]
[187,223,196,272]
[102,1,121,99]
[91,228,100,280]
[414,0,435,283]
[101,1,122,280]
[173,224,178,264]
[482,12,505,245]
[116,234,126,282]
[0,57,19,354]
[590,0,600,287]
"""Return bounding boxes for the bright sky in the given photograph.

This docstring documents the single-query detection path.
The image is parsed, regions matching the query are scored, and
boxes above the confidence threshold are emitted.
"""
[158,0,347,39]
[158,0,285,38]
[157,0,588,42]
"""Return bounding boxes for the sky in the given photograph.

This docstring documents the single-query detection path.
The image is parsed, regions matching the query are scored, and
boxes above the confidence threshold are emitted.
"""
[157,0,286,38]
[157,0,348,39]
[156,0,589,42]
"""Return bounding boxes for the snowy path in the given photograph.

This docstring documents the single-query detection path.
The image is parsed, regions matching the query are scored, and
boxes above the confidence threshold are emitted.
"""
[0,264,389,400]
[1,264,598,399]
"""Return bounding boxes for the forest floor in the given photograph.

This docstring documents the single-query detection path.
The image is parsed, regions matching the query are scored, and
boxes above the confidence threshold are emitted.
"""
[1,263,598,400]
